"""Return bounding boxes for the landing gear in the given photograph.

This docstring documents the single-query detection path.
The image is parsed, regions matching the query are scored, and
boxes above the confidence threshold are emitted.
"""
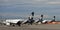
[16,21,21,26]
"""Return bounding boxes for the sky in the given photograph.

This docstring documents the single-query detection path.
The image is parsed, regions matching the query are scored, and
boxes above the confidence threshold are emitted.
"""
[0,0,60,20]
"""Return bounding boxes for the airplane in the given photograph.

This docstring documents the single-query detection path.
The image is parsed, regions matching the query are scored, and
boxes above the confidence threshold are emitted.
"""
[2,17,35,26]
[35,19,53,24]
[2,19,24,26]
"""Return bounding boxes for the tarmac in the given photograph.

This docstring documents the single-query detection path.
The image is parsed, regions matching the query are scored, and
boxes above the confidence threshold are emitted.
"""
[0,24,60,30]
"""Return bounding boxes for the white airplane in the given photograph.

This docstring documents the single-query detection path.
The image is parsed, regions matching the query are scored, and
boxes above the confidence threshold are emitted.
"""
[2,17,35,26]
[35,19,52,24]
[2,19,25,26]
[42,20,53,24]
